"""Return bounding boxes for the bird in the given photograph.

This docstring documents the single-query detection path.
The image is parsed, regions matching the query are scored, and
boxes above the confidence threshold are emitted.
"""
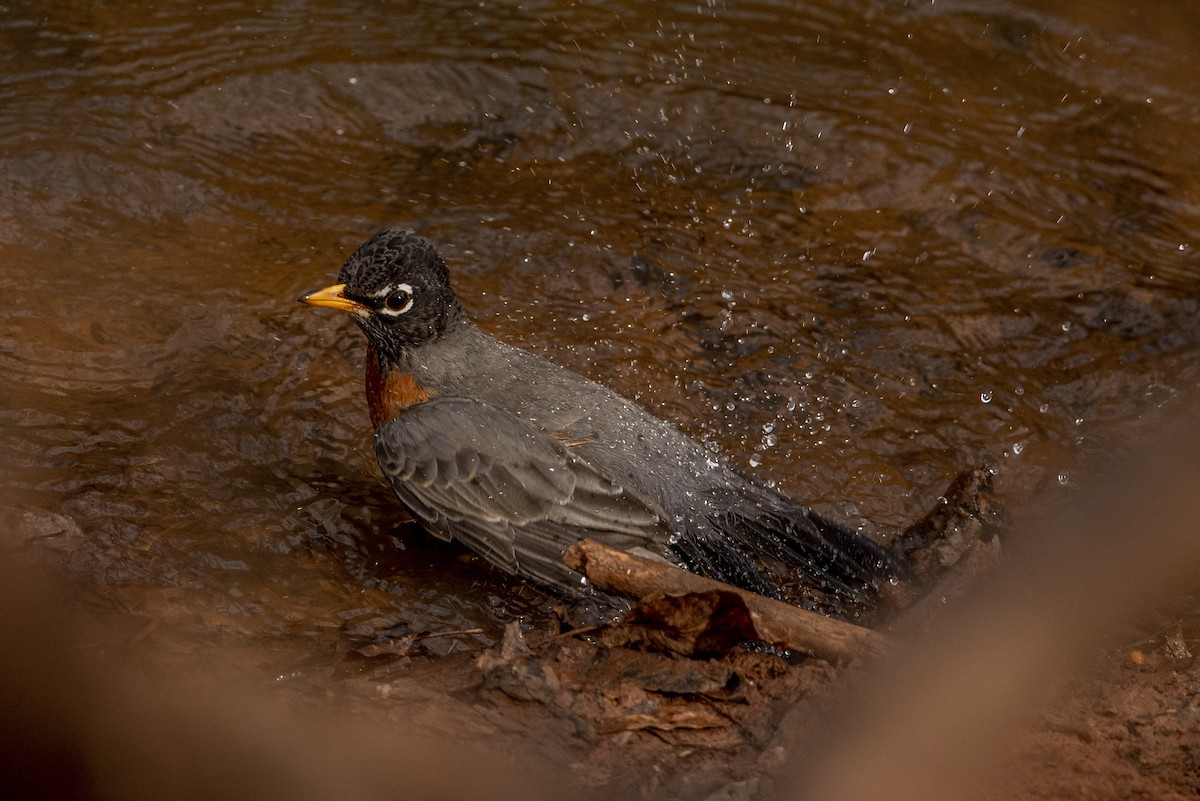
[299,227,908,619]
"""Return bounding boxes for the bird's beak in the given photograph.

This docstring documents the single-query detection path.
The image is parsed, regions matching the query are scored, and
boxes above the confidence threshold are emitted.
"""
[297,283,367,314]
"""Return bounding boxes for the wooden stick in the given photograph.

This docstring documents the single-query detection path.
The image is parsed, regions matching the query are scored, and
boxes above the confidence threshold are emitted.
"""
[563,540,889,663]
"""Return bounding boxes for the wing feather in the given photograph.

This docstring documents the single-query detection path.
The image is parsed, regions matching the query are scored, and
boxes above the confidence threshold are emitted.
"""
[373,396,666,593]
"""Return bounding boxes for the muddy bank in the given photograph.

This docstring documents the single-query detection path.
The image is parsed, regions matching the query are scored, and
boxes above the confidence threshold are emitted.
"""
[8,431,1199,801]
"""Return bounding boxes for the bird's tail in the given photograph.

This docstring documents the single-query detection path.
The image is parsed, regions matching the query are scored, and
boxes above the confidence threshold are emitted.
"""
[670,492,909,619]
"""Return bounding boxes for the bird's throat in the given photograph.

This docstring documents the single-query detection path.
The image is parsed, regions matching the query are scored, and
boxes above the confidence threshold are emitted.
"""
[365,346,433,428]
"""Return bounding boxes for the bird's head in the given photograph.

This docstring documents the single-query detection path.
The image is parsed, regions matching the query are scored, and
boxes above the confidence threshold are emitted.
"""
[299,228,464,363]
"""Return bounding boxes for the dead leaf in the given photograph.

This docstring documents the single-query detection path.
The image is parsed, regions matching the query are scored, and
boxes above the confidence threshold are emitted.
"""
[477,622,561,704]
[602,590,760,658]
[599,706,729,734]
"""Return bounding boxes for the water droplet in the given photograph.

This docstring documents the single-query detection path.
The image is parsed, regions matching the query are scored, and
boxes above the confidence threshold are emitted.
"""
[748,454,762,468]
[1057,471,1070,486]
[980,390,993,403]
[1012,441,1024,455]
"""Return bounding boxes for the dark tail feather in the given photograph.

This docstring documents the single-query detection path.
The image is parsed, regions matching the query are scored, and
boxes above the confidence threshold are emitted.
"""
[714,500,909,613]
[798,506,909,593]
[664,484,909,617]
[667,529,787,601]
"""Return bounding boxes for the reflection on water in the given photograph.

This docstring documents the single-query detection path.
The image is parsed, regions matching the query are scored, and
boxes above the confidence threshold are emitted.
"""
[1,0,1198,673]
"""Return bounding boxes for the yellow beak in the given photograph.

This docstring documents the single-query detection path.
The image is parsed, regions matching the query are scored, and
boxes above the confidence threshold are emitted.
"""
[297,283,368,314]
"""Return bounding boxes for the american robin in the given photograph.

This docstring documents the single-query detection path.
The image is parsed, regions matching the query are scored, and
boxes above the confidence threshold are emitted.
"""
[300,227,907,617]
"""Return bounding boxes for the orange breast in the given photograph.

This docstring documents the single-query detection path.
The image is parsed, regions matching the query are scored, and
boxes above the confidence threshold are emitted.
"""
[365,347,433,428]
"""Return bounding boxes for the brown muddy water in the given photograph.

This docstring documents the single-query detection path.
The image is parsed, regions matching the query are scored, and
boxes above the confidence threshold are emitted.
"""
[2,0,1199,705]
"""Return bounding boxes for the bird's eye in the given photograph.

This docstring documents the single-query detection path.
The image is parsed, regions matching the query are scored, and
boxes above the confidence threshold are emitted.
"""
[380,283,414,316]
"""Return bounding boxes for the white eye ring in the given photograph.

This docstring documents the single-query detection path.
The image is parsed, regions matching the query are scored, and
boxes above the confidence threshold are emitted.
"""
[379,283,414,316]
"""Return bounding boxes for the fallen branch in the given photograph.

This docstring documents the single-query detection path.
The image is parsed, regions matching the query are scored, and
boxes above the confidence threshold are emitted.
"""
[563,540,888,663]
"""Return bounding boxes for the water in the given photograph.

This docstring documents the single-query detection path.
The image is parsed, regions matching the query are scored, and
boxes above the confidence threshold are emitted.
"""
[2,0,1199,676]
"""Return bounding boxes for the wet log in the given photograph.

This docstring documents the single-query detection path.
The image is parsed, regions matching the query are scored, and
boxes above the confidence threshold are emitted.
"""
[563,540,888,663]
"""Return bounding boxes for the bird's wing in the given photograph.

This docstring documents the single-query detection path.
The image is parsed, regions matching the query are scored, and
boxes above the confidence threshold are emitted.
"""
[372,396,667,594]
